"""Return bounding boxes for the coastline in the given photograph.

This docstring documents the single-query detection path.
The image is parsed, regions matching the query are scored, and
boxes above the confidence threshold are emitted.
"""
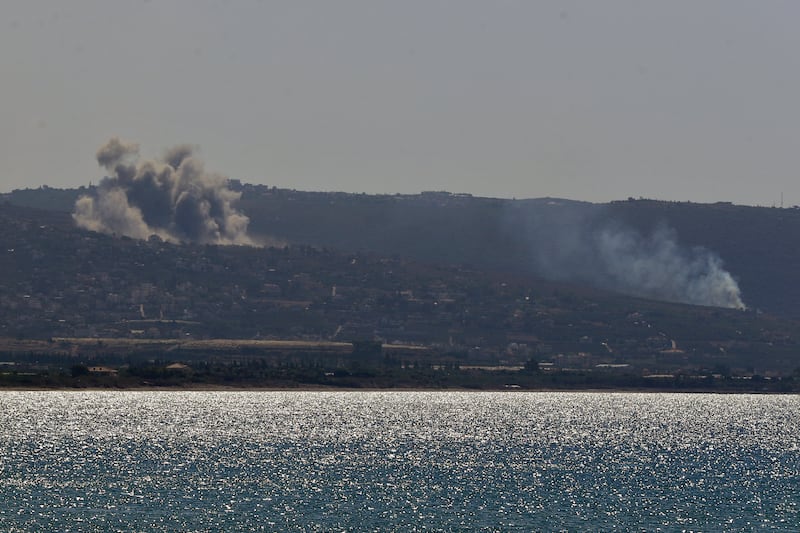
[1,384,794,394]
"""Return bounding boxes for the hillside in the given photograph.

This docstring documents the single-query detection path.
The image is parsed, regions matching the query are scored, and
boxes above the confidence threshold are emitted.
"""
[4,185,800,318]
[240,188,799,316]
[0,201,799,388]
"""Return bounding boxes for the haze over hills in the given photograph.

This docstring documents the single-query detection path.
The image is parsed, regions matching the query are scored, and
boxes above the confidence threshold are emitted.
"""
[1,199,799,386]
[4,182,800,318]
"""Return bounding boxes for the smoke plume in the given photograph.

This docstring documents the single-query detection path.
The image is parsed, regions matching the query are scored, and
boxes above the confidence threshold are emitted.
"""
[513,202,745,309]
[74,138,254,245]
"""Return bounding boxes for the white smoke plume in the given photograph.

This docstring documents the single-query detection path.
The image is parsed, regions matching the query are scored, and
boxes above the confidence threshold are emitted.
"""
[74,138,254,245]
[594,223,745,308]
[514,203,745,309]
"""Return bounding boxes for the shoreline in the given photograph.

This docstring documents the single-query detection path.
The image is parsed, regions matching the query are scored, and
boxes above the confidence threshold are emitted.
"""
[0,385,794,394]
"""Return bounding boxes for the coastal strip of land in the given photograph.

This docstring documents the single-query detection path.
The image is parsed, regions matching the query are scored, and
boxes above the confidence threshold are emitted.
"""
[2,337,797,393]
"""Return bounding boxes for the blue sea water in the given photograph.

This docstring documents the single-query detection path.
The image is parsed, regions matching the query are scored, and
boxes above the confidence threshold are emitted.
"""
[0,391,798,531]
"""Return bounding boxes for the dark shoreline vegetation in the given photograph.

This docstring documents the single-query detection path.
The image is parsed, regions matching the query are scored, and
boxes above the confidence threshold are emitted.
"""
[2,338,799,393]
[2,186,800,392]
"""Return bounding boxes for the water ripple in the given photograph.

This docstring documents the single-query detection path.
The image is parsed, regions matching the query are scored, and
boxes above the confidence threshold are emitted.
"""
[0,391,798,531]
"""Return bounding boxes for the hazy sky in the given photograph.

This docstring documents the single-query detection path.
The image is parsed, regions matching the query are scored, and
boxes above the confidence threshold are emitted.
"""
[2,1,799,205]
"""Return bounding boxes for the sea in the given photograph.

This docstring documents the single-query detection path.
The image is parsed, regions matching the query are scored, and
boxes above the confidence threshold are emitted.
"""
[0,391,797,532]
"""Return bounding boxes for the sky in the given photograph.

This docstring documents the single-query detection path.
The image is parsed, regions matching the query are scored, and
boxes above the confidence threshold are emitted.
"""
[2,0,800,205]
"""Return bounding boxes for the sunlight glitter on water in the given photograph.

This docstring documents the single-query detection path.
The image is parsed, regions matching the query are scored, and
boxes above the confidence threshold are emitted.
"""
[0,392,798,531]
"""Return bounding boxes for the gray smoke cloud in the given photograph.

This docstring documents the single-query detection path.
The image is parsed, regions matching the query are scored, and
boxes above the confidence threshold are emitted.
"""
[513,202,745,309]
[74,137,254,245]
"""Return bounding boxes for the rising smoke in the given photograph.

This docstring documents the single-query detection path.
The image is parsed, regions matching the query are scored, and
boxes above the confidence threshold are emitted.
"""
[74,138,254,245]
[513,202,745,309]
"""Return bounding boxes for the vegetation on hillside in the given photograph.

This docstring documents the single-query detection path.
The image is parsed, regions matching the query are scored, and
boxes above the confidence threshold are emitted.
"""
[1,198,799,389]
